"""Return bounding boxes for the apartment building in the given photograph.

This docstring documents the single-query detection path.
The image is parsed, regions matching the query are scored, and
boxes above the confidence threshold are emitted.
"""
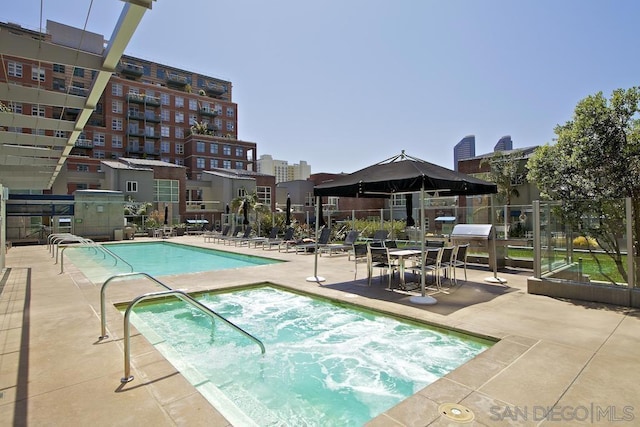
[1,19,263,225]
[257,154,311,183]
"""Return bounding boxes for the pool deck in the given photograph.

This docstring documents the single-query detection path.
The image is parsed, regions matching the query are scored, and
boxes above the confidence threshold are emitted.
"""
[1,235,639,426]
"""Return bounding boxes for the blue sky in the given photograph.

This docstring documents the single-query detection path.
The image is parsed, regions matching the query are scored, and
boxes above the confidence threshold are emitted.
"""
[3,1,639,173]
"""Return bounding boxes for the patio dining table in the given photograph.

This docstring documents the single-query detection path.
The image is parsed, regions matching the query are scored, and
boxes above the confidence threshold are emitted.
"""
[389,247,441,290]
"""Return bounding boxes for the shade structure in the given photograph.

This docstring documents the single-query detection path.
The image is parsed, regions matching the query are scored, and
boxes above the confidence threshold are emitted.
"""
[313,150,498,303]
[286,195,291,226]
[163,205,169,225]
[314,150,497,198]
[405,193,415,227]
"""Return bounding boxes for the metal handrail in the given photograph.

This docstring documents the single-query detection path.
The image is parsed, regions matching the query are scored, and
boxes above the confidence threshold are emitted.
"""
[60,241,133,274]
[99,272,172,339]
[121,289,265,383]
[55,237,97,262]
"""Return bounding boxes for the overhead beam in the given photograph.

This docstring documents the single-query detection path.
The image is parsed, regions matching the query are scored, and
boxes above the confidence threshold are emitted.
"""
[0,30,106,71]
[0,144,62,157]
[0,84,87,109]
[0,112,76,132]
[0,131,68,148]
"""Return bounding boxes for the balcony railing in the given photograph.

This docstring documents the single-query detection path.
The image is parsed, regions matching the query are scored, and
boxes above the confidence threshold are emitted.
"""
[166,73,188,86]
[75,138,93,148]
[127,111,161,122]
[199,107,219,117]
[69,86,87,96]
[205,83,226,96]
[126,92,161,106]
[120,62,144,77]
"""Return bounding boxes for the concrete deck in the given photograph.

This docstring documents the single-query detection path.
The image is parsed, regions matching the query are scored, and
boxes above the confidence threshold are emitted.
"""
[1,236,639,426]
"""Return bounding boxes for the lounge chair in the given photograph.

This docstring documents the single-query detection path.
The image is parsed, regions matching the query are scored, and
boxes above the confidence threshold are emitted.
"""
[204,225,230,243]
[294,227,331,254]
[217,226,242,244]
[256,226,293,250]
[239,226,279,248]
[320,230,360,257]
[274,227,297,252]
[226,226,253,245]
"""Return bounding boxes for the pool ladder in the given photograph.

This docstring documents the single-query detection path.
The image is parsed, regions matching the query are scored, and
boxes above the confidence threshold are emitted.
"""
[99,272,266,383]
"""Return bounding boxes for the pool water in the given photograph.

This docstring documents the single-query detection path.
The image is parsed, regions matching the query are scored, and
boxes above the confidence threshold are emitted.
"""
[64,241,280,283]
[129,286,492,426]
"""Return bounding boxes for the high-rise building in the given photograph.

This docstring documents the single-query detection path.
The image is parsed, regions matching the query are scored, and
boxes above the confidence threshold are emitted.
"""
[257,155,311,183]
[453,135,476,171]
[494,135,513,152]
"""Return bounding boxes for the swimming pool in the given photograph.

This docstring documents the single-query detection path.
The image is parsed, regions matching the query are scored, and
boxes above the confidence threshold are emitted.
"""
[65,241,280,282]
[129,286,492,426]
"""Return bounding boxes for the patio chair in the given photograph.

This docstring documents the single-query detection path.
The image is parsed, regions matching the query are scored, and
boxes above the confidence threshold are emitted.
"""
[408,247,445,291]
[450,244,469,284]
[371,229,389,244]
[249,226,280,249]
[367,244,397,287]
[320,230,360,257]
[294,227,331,254]
[352,243,368,280]
[275,227,297,252]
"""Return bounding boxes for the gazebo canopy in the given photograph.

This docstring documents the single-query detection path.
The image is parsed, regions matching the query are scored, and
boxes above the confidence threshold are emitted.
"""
[314,151,497,197]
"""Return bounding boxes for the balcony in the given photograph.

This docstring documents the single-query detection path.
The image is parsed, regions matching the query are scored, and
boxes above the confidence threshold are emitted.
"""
[119,62,144,77]
[126,92,161,107]
[166,73,188,87]
[126,146,144,154]
[144,130,161,139]
[199,107,219,117]
[69,86,87,96]
[127,128,145,138]
[205,83,226,96]
[127,111,146,121]
[144,112,161,122]
[74,138,93,149]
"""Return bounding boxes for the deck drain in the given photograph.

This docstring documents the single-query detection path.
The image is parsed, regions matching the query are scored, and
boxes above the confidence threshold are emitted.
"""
[438,403,475,423]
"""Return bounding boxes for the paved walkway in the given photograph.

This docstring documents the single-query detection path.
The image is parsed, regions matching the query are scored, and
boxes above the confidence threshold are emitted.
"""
[1,236,638,426]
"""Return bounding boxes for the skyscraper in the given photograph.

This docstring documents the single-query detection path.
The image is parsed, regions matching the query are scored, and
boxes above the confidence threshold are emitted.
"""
[494,135,513,152]
[453,135,476,171]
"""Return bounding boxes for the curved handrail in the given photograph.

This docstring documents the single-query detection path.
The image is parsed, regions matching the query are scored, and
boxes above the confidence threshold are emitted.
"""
[54,236,97,261]
[60,241,133,274]
[121,289,265,383]
[99,272,172,339]
[47,233,75,252]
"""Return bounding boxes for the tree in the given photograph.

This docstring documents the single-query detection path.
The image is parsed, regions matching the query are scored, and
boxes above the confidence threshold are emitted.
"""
[527,87,640,283]
[480,149,525,238]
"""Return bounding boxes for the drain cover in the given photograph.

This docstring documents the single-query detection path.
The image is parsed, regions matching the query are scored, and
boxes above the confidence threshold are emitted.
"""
[438,403,475,423]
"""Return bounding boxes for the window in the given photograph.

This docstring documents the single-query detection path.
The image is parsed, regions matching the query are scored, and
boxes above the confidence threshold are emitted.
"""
[223,145,231,156]
[328,197,339,210]
[223,160,231,169]
[175,127,184,139]
[161,109,170,121]
[160,93,170,106]
[235,147,243,157]
[161,125,170,137]
[73,67,84,77]
[175,112,184,123]
[154,179,179,203]
[210,143,218,154]
[112,83,123,96]
[33,129,46,136]
[112,135,123,148]
[226,122,235,132]
[126,181,138,192]
[235,161,244,170]
[93,133,105,146]
[160,141,170,153]
[112,118,123,131]
[256,186,271,206]
[226,107,235,117]
[175,96,184,108]
[196,158,205,169]
[237,188,247,198]
[77,164,90,172]
[112,101,123,114]
[53,64,65,73]
[53,78,65,91]
[196,141,205,153]
[54,130,66,138]
[156,68,165,79]
[8,102,22,114]
[189,113,198,125]
[32,106,46,117]
[8,62,22,78]
[93,150,105,159]
[32,66,45,82]
[142,65,151,76]
[175,143,184,154]
[174,158,184,166]
[189,99,197,110]
[209,159,218,168]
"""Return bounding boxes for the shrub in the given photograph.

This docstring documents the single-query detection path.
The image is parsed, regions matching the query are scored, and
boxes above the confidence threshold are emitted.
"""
[573,235,598,249]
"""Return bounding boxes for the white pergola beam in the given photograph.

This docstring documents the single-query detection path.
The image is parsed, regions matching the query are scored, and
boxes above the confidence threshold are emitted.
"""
[0,84,87,109]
